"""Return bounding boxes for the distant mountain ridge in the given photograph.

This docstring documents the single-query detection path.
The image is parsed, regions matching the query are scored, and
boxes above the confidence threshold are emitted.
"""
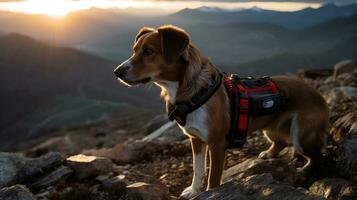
[233,34,357,76]
[173,3,357,29]
[0,4,356,64]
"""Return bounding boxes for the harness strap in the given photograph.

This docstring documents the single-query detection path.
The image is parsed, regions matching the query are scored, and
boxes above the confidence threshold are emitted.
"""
[224,75,248,148]
[167,72,222,126]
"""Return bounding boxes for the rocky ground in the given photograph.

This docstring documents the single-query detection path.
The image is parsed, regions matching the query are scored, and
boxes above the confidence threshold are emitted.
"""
[0,60,356,200]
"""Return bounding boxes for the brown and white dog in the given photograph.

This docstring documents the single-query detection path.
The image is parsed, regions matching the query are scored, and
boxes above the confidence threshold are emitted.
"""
[114,25,329,199]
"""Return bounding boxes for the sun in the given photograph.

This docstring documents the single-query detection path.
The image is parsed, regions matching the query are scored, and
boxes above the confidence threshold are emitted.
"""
[0,0,86,17]
[21,0,74,17]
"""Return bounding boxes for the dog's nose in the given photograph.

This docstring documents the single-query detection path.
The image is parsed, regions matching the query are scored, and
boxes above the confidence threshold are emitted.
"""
[114,65,130,78]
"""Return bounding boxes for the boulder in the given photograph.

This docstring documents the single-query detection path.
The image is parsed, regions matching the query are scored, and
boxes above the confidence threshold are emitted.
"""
[26,136,81,157]
[300,69,333,79]
[101,175,127,191]
[158,126,187,142]
[85,140,168,164]
[30,166,73,190]
[101,176,127,198]
[66,154,113,179]
[325,87,357,106]
[223,158,296,184]
[196,174,322,200]
[333,60,357,79]
[337,86,357,100]
[145,114,170,134]
[240,173,323,200]
[0,153,26,188]
[336,128,357,182]
[0,185,35,200]
[309,178,357,200]
[194,181,249,200]
[0,152,63,188]
[17,152,64,182]
[126,182,170,200]
[330,113,357,143]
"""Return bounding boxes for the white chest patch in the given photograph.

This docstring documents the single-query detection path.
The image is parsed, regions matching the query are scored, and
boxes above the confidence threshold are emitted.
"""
[154,80,209,142]
[178,105,209,142]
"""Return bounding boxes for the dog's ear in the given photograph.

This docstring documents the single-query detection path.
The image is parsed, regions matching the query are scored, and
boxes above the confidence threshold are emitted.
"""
[158,25,190,64]
[135,27,155,42]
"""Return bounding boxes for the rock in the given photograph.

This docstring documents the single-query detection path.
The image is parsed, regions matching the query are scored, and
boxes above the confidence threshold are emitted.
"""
[0,153,26,188]
[309,178,357,200]
[0,185,35,200]
[127,182,169,200]
[47,184,95,200]
[26,136,81,157]
[145,114,170,134]
[95,174,110,182]
[336,130,357,182]
[325,87,357,106]
[223,158,296,184]
[101,176,127,198]
[85,140,167,164]
[194,181,249,200]
[324,87,357,107]
[159,126,187,142]
[30,166,73,190]
[17,152,64,183]
[241,173,323,200]
[197,174,322,200]
[96,176,127,199]
[334,60,357,79]
[102,175,127,190]
[338,86,357,100]
[66,154,113,179]
[330,113,357,142]
[0,152,64,188]
[300,69,333,79]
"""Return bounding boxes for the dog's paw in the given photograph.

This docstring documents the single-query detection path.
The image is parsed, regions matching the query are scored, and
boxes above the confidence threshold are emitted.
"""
[258,150,273,159]
[180,186,200,199]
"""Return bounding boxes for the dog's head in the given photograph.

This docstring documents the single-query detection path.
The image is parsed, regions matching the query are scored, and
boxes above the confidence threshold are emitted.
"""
[114,25,192,86]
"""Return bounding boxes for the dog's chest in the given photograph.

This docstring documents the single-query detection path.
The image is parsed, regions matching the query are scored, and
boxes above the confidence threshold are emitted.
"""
[156,80,210,142]
[178,106,209,142]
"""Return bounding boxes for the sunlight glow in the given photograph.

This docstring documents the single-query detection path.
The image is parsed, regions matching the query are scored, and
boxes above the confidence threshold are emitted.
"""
[0,0,89,17]
[0,0,323,17]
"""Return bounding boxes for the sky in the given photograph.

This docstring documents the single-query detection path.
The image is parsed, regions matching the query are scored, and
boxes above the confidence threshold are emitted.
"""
[0,0,355,17]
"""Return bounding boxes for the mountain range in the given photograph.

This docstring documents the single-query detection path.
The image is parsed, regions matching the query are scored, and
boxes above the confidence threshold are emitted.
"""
[0,34,161,149]
[173,3,357,29]
[0,3,357,64]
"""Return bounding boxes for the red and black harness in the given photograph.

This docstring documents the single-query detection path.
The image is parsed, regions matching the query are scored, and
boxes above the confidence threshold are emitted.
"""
[167,73,286,149]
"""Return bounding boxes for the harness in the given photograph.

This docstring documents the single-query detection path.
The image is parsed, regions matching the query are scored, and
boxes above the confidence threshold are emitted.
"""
[224,74,285,148]
[167,73,285,149]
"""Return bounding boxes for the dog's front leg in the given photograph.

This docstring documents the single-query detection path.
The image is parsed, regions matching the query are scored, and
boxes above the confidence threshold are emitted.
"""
[207,139,226,190]
[180,137,207,199]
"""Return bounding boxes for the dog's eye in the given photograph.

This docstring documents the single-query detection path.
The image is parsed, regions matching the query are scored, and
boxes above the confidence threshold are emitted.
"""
[143,48,154,56]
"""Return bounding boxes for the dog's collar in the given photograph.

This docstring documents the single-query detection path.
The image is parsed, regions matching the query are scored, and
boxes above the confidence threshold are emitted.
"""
[167,72,222,126]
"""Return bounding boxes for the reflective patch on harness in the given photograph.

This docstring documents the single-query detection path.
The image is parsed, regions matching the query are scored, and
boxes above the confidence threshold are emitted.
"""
[263,99,274,108]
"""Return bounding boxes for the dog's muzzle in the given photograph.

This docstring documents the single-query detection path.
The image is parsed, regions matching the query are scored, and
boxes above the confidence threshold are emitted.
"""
[114,65,130,79]
[114,60,152,86]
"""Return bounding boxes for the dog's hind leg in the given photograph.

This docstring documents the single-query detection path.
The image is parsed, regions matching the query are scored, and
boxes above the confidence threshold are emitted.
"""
[259,130,287,159]
[180,137,207,199]
[290,112,327,174]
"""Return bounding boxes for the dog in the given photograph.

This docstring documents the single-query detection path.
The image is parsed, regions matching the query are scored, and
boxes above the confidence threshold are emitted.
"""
[114,25,329,199]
